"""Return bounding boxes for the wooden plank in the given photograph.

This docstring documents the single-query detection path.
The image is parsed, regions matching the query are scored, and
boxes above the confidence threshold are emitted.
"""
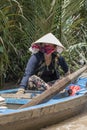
[19,65,87,109]
[1,93,31,99]
[1,93,40,99]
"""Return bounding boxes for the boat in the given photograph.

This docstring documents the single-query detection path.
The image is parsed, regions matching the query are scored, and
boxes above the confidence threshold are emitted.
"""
[0,71,87,130]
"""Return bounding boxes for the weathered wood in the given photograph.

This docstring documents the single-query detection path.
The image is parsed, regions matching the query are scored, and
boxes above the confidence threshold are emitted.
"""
[1,93,40,99]
[1,93,32,99]
[19,65,87,109]
[0,95,87,130]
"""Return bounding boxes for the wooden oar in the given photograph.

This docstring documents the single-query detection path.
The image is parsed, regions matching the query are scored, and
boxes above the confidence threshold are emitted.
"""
[19,65,87,109]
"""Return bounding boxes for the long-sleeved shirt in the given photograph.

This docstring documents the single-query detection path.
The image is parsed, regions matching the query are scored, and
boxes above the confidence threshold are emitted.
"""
[20,52,69,89]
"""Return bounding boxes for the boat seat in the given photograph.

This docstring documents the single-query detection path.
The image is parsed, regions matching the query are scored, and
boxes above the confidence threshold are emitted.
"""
[1,93,40,99]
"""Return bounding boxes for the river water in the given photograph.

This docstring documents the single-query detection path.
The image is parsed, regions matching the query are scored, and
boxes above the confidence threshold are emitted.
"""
[41,109,87,130]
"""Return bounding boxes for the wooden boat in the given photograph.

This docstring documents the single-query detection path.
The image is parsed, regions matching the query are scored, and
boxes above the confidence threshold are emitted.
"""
[0,70,87,130]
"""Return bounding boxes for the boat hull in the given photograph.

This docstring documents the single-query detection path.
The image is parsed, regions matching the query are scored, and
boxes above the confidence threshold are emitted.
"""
[0,95,87,130]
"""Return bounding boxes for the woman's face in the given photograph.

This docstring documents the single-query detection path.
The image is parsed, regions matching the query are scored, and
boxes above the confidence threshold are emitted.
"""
[42,43,56,55]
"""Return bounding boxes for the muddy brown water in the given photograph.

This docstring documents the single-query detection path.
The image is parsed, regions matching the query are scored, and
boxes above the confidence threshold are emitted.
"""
[41,109,87,130]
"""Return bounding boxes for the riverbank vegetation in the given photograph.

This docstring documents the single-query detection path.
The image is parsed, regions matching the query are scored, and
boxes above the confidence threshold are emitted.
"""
[0,0,87,88]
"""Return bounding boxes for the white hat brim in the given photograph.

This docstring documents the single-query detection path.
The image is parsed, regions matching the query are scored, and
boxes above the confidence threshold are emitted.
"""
[32,33,65,53]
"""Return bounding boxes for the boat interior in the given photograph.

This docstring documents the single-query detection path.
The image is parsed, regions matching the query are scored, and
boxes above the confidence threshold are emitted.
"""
[0,74,87,115]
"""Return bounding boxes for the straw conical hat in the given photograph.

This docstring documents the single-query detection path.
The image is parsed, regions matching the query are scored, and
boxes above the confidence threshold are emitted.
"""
[32,33,65,53]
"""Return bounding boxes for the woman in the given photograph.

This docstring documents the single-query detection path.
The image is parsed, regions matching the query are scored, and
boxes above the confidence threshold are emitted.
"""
[17,33,69,94]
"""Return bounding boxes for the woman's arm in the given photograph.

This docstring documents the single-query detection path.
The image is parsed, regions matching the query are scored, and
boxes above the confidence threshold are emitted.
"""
[19,54,39,89]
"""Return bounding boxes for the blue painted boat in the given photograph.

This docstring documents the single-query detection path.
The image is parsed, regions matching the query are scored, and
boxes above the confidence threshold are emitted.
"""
[0,74,87,130]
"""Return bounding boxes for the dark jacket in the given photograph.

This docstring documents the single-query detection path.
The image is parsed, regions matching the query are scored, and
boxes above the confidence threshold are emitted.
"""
[20,52,68,89]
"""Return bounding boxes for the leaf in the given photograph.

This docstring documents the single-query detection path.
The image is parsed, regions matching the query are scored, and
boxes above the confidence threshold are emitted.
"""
[0,46,3,53]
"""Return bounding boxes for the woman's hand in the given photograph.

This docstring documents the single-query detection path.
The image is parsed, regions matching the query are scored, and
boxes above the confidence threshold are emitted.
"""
[16,88,25,94]
[65,71,70,76]
[46,84,50,90]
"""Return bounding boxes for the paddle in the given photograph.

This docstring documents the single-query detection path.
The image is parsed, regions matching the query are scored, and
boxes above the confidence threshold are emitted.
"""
[19,65,87,109]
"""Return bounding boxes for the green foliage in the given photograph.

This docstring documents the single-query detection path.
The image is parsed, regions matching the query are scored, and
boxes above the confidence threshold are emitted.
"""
[0,0,30,87]
[0,0,87,87]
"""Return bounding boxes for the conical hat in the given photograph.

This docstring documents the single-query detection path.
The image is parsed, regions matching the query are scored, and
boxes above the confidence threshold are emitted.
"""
[32,33,65,53]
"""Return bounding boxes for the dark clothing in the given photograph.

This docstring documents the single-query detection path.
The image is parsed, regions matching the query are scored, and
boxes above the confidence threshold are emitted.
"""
[20,52,68,89]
